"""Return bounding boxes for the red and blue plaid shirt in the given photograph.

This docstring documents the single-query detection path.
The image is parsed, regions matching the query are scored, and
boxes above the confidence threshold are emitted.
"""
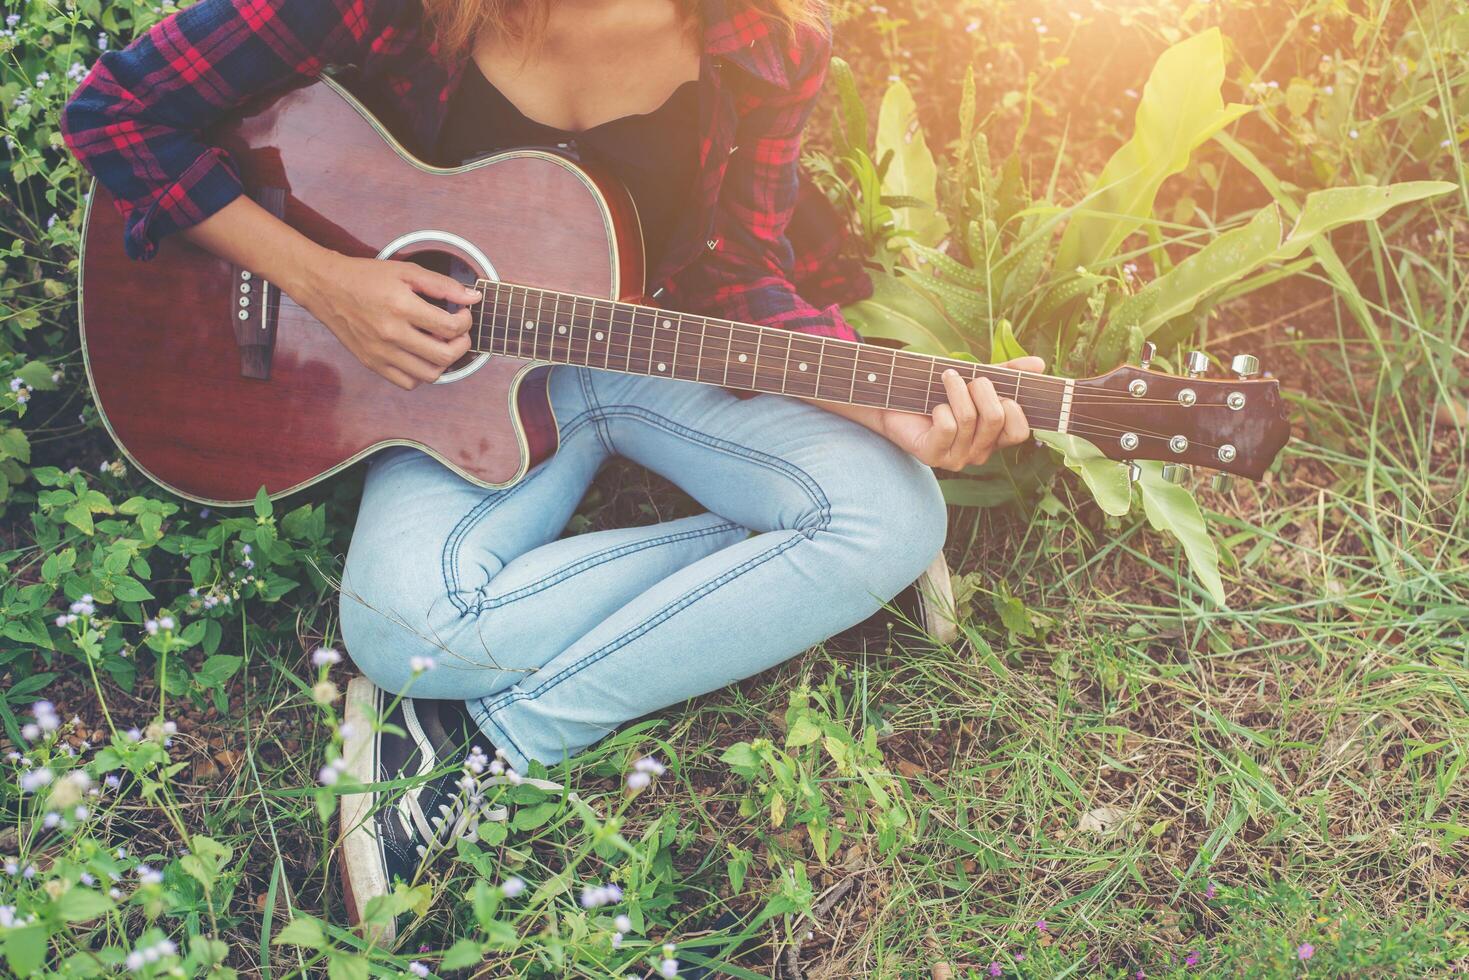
[62,0,870,340]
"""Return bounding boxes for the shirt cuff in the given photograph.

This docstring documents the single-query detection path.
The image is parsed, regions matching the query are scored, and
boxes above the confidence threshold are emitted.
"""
[124,147,244,261]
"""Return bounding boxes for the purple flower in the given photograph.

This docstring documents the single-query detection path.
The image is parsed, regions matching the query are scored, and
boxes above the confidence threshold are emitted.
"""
[1297,943,1314,961]
[1185,951,1200,968]
[1035,919,1048,933]
[1205,882,1216,900]
[988,964,1002,977]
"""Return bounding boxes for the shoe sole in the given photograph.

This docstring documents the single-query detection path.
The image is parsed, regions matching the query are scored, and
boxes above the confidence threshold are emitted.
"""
[339,675,395,946]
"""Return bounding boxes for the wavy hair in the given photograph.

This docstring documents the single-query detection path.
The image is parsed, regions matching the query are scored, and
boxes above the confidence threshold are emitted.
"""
[422,0,825,60]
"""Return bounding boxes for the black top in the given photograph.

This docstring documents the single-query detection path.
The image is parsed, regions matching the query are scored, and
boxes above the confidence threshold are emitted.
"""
[438,64,700,271]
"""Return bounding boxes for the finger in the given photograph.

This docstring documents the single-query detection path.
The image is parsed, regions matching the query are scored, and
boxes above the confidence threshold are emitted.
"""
[970,376,1005,459]
[388,347,448,385]
[998,398,1031,447]
[404,296,473,339]
[926,402,957,464]
[999,355,1046,374]
[395,326,470,369]
[399,262,484,306]
[376,363,419,391]
[942,369,977,454]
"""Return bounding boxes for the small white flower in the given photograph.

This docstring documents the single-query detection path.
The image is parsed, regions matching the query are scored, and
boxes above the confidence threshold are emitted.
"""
[4,13,19,26]
[21,723,39,742]
[409,655,436,674]
[158,616,175,631]
[660,959,679,978]
[138,865,162,885]
[109,888,122,899]
[408,962,430,978]
[500,876,525,898]
[633,756,665,776]
[145,619,159,635]
[19,767,53,793]
[125,952,144,971]
[612,932,623,947]
[311,647,341,667]
[1349,128,1359,139]
[318,765,340,786]
[626,771,651,791]
[615,914,632,932]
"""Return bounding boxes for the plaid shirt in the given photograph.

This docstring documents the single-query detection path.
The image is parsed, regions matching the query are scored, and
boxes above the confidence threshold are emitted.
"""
[62,0,870,340]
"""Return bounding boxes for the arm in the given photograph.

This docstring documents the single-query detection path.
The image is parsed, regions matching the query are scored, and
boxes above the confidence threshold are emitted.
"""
[676,25,1035,467]
[62,0,477,388]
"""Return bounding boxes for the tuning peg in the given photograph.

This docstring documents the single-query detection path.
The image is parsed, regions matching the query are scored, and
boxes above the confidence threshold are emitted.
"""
[1211,473,1234,493]
[1138,341,1156,371]
[1230,353,1260,379]
[1127,461,1141,483]
[1185,351,1209,378]
[1161,463,1193,484]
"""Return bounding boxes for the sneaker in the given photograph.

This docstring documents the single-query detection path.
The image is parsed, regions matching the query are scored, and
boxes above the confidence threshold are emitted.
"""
[338,675,559,943]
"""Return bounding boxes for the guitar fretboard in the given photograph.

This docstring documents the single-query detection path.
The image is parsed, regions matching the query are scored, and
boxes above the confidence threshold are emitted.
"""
[472,281,1072,432]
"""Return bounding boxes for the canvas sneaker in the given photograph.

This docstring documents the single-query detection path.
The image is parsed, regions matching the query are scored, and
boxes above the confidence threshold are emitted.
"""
[338,675,559,943]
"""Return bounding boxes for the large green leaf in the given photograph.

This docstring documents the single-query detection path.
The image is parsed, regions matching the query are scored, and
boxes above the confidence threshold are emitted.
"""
[875,80,949,248]
[1054,28,1250,272]
[1276,181,1457,258]
[1033,432,1132,517]
[1136,462,1226,606]
[1110,179,1455,337]
[842,274,971,355]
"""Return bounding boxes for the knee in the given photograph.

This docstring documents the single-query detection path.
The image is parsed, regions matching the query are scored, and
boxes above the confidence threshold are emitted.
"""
[829,446,948,597]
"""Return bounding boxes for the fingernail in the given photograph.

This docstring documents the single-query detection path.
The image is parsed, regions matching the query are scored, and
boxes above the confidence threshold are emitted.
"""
[943,369,958,379]
[468,290,483,300]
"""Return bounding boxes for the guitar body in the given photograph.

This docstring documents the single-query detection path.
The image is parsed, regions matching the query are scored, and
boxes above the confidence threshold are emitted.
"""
[80,76,644,505]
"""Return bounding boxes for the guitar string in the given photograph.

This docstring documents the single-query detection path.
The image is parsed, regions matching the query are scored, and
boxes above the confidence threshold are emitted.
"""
[469,301,1229,450]
[471,299,1231,447]
[475,285,1258,407]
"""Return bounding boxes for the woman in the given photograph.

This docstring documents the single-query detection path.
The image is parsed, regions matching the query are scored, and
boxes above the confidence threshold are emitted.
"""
[64,0,1039,929]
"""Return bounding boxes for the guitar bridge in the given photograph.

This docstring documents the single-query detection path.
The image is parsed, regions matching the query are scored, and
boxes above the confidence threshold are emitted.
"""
[230,186,286,379]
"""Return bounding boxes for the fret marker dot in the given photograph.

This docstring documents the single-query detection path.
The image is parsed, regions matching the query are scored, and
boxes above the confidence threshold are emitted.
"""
[798,362,808,371]
[867,372,878,382]
[661,319,672,329]
[595,331,605,341]
[738,353,748,363]
[558,325,566,335]
[524,321,535,330]
[657,362,667,372]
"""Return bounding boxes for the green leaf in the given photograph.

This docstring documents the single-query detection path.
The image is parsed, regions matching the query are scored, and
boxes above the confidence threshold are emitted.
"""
[273,915,326,950]
[1033,433,1132,516]
[441,937,483,970]
[990,319,1028,362]
[1055,28,1250,272]
[326,952,369,980]
[58,887,114,922]
[1136,462,1226,606]
[828,56,866,156]
[511,801,558,831]
[63,503,95,535]
[195,655,243,688]
[785,718,822,748]
[253,487,272,519]
[16,361,59,391]
[875,80,949,248]
[110,576,154,602]
[4,924,48,976]
[1277,181,1457,259]
[841,274,970,355]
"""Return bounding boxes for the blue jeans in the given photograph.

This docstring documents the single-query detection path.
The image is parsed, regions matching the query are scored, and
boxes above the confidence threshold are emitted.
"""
[339,366,946,773]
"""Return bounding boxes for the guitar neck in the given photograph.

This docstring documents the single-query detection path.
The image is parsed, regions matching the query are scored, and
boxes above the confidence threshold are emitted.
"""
[472,282,1074,433]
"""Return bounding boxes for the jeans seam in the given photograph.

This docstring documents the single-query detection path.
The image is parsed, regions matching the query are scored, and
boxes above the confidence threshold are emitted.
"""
[481,530,806,722]
[464,520,741,614]
[595,404,833,536]
[577,368,616,456]
[440,410,601,614]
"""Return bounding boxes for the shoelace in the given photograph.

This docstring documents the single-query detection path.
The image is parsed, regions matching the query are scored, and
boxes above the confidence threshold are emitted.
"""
[411,769,563,861]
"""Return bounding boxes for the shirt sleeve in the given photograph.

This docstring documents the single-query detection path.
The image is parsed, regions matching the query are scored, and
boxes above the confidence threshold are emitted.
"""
[671,23,860,342]
[61,0,411,260]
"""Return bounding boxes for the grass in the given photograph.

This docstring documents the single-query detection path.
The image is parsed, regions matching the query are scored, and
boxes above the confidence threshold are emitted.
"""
[2,0,1468,976]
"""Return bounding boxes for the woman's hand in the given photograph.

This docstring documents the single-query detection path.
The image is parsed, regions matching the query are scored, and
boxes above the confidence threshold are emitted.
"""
[296,251,484,390]
[876,356,1045,469]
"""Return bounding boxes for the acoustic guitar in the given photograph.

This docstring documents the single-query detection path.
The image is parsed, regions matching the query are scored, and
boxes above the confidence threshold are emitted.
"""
[78,77,1289,506]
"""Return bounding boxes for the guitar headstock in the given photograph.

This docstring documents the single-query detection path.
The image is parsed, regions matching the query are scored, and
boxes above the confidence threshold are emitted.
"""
[1071,347,1290,486]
